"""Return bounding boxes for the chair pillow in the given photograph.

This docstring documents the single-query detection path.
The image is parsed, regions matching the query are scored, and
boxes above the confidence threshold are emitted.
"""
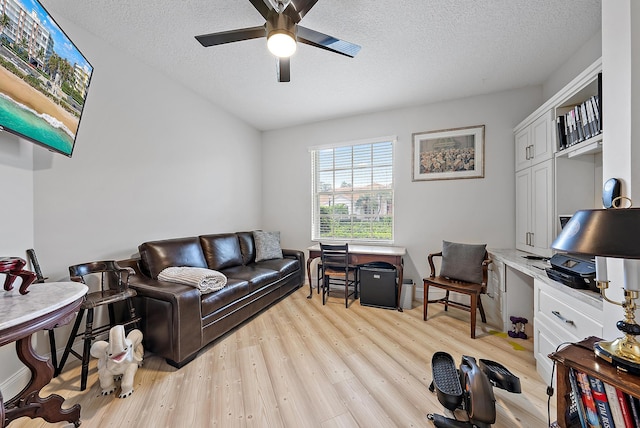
[439,241,487,284]
[253,231,283,262]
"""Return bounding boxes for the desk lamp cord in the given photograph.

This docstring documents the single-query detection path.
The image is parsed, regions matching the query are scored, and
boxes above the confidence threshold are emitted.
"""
[547,341,572,427]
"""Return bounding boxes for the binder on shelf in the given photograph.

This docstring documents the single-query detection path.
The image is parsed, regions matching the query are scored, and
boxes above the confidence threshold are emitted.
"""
[588,376,614,428]
[556,115,567,150]
[580,103,592,140]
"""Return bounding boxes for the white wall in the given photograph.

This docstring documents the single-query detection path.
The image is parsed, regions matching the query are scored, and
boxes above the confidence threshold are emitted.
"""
[0,134,34,399]
[601,1,640,338]
[543,29,603,102]
[32,17,264,282]
[0,15,263,397]
[261,87,543,285]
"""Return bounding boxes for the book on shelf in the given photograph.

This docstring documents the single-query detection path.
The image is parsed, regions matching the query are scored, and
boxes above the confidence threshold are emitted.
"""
[616,388,635,428]
[569,367,589,428]
[588,376,615,428]
[628,395,640,427]
[556,93,602,152]
[603,381,627,428]
[575,370,602,427]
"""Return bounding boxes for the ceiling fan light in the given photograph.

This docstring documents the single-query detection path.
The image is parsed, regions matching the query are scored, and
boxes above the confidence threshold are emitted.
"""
[267,32,297,57]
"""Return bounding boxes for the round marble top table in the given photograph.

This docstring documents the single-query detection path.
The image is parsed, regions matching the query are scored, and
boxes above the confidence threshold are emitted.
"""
[1,281,87,427]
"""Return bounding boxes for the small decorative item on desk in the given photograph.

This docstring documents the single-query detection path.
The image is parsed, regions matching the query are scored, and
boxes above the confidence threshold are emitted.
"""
[1,256,37,294]
[90,324,144,398]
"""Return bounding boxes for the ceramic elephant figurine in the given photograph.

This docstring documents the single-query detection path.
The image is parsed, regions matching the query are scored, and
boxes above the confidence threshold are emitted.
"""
[90,324,143,398]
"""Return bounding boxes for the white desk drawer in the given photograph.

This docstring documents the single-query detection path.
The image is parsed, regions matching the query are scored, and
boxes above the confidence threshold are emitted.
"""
[535,280,602,341]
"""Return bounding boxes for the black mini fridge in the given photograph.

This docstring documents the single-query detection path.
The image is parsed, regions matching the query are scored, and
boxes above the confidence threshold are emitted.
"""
[359,262,397,309]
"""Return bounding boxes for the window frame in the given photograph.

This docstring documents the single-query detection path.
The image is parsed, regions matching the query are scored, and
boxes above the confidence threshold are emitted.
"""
[310,136,396,244]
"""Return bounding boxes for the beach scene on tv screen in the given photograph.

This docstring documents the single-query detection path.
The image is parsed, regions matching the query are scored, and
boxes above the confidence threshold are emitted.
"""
[0,0,92,156]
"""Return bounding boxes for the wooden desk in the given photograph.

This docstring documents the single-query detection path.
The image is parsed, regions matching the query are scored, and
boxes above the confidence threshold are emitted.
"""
[307,244,406,310]
[1,281,87,427]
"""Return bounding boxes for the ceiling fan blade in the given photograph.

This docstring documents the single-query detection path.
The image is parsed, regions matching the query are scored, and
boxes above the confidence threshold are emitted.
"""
[195,26,266,47]
[249,0,272,20]
[297,26,361,58]
[277,57,291,82]
[284,0,319,23]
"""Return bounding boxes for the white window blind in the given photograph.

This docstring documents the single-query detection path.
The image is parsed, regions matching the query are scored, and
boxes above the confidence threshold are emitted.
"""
[311,138,394,242]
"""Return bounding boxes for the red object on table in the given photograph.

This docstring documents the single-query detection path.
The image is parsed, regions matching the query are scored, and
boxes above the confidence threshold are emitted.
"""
[1,257,36,294]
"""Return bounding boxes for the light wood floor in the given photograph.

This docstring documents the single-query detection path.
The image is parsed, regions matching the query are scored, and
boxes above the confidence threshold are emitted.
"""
[13,286,556,427]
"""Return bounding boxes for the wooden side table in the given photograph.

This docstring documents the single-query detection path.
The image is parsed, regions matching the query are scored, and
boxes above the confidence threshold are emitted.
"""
[1,281,87,427]
[549,336,640,428]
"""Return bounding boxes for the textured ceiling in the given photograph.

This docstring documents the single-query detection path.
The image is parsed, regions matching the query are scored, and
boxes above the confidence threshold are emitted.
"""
[41,0,601,131]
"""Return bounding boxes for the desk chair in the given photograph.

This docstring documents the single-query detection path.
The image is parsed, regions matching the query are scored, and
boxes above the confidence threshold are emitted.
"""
[320,243,359,308]
[423,242,491,339]
[56,261,140,391]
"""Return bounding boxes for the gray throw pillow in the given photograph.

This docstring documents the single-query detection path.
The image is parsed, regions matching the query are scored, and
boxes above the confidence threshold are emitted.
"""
[439,240,487,283]
[253,231,283,262]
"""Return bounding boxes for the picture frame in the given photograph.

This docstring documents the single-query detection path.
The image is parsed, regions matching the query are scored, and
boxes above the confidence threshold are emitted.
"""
[412,125,485,181]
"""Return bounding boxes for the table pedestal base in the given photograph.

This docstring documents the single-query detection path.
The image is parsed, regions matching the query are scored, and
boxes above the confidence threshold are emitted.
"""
[2,334,81,427]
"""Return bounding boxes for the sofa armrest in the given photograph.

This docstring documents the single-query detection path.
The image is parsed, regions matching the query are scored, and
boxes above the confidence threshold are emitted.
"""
[282,249,305,286]
[122,263,204,366]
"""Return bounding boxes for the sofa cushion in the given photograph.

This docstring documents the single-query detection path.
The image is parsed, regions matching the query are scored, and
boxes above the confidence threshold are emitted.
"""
[253,231,283,262]
[237,231,256,265]
[255,258,299,278]
[221,265,279,290]
[139,237,208,279]
[200,278,250,318]
[200,233,244,270]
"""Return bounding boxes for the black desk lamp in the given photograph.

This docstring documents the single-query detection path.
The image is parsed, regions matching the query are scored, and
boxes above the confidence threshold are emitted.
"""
[551,207,640,374]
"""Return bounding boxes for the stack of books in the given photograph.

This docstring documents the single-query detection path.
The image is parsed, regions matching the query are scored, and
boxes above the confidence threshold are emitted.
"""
[556,94,602,151]
[568,366,640,428]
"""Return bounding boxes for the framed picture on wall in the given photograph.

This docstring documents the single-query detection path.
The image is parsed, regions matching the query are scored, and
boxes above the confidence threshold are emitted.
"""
[412,125,485,181]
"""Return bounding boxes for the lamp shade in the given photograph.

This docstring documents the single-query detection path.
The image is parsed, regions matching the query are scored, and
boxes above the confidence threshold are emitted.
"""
[551,208,640,258]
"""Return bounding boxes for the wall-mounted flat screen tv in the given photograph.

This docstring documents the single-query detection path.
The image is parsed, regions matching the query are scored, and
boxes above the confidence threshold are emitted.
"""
[0,0,92,157]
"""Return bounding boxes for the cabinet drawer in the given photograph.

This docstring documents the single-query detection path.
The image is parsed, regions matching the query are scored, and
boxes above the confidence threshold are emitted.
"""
[534,321,566,384]
[535,281,602,340]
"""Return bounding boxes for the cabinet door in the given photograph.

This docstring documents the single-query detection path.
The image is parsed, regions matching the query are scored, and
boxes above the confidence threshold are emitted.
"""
[530,111,554,165]
[530,159,553,257]
[515,169,531,252]
[515,127,531,172]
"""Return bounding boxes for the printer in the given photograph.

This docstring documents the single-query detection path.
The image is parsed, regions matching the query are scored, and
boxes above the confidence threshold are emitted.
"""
[546,253,597,292]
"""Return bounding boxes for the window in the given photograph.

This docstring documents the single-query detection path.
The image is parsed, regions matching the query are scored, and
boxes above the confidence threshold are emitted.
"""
[311,137,394,242]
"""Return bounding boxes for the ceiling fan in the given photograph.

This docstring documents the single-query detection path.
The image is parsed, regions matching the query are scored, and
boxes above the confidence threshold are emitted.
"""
[195,0,361,82]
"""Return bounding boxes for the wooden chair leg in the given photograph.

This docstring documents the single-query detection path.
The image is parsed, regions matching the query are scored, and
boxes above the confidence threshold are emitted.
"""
[470,294,477,339]
[478,294,487,323]
[55,307,84,377]
[345,277,349,308]
[444,290,450,312]
[48,329,57,372]
[423,281,429,321]
[80,308,94,391]
[126,298,139,330]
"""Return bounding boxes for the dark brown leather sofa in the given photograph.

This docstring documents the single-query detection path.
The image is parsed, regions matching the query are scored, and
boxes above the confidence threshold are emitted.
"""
[118,231,304,368]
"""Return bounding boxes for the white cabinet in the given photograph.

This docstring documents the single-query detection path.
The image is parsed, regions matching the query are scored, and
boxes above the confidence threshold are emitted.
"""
[514,58,602,255]
[533,278,603,383]
[515,159,554,257]
[515,110,554,172]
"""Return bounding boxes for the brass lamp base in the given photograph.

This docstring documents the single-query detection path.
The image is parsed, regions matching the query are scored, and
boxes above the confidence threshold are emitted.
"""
[594,336,640,375]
